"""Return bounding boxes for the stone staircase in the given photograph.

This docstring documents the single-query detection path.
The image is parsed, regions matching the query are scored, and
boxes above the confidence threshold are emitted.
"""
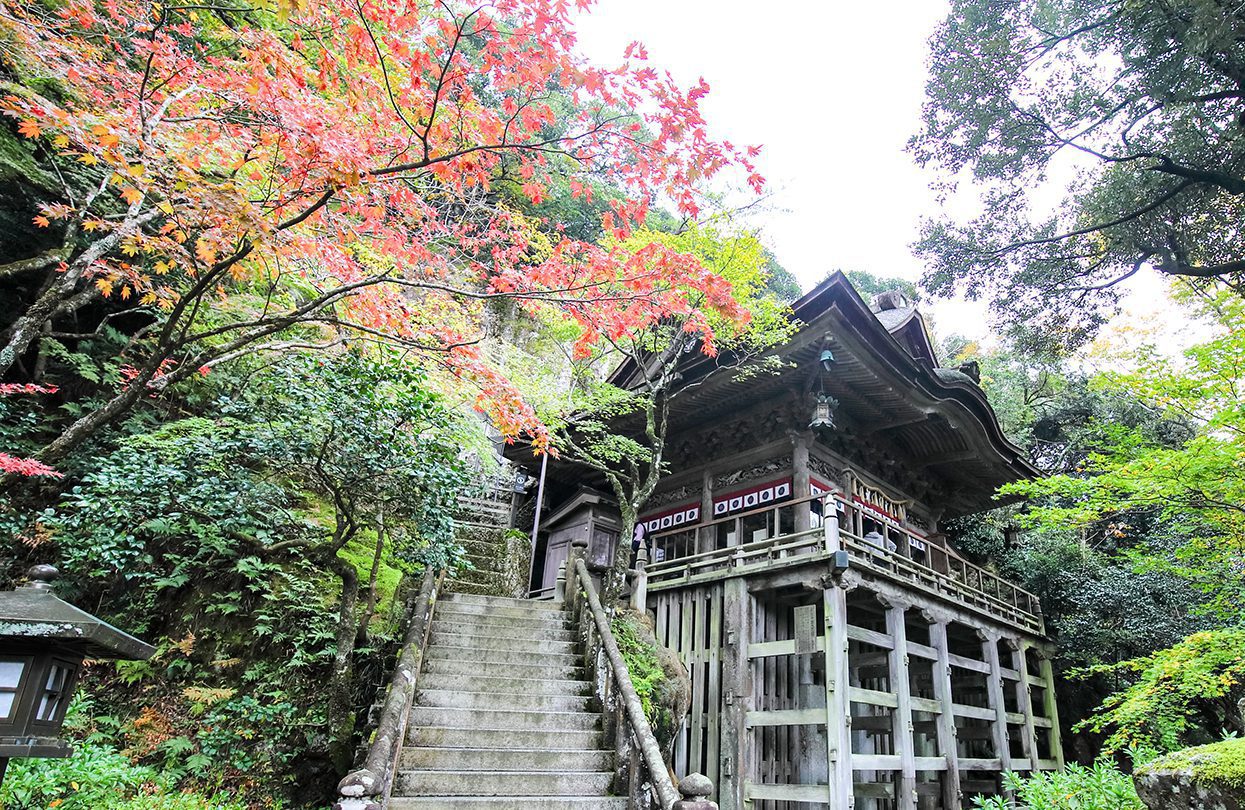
[390,592,627,809]
[448,490,528,597]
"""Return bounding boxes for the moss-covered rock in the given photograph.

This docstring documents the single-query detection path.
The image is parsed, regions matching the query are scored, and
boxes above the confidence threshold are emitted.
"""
[611,609,690,763]
[1134,738,1245,810]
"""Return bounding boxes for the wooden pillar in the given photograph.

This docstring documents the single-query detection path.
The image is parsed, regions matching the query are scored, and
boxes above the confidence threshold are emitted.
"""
[982,632,1012,779]
[885,600,916,810]
[1011,639,1039,771]
[700,469,716,553]
[792,431,811,533]
[719,562,750,810]
[1038,651,1065,768]
[825,581,853,809]
[928,618,961,809]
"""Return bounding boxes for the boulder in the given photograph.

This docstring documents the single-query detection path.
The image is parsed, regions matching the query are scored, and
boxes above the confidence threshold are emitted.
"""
[1134,739,1245,810]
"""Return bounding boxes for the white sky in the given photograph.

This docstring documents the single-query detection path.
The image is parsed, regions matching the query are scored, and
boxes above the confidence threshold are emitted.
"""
[573,0,1197,353]
[575,4,955,294]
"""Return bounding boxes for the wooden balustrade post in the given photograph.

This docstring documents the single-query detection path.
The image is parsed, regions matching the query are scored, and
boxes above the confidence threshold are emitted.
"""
[554,560,567,602]
[823,495,841,552]
[631,544,649,613]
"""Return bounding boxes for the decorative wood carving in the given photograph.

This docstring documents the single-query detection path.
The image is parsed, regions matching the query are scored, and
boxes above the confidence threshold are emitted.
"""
[714,455,792,489]
[646,484,703,510]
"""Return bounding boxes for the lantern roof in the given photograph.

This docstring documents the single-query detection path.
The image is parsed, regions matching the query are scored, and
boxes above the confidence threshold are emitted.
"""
[0,567,155,661]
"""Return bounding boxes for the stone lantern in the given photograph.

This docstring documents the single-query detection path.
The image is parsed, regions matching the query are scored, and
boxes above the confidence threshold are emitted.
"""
[0,565,154,778]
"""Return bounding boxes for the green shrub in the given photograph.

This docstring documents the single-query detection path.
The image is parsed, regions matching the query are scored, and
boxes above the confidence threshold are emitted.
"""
[610,612,667,723]
[0,739,247,810]
[1074,629,1245,752]
[972,761,1144,810]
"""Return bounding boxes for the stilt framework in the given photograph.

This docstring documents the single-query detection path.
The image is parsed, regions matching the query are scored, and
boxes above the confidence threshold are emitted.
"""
[644,496,1062,810]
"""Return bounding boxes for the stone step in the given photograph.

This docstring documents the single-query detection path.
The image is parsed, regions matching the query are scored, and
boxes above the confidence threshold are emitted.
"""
[427,629,578,655]
[410,706,602,732]
[430,620,574,643]
[396,769,614,797]
[436,602,570,626]
[422,657,585,681]
[425,643,581,667]
[419,672,589,696]
[445,579,507,597]
[434,608,571,632]
[392,797,628,809]
[400,746,613,772]
[417,688,592,713]
[441,593,564,612]
[408,726,605,750]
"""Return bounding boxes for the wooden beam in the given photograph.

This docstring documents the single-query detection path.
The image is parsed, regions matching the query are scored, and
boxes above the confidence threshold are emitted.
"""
[746,708,827,727]
[719,572,749,810]
[852,753,903,771]
[1039,654,1066,768]
[930,621,962,808]
[887,604,917,810]
[849,686,900,708]
[745,782,830,803]
[847,624,895,649]
[983,633,1012,782]
[825,582,853,809]
[1012,640,1039,773]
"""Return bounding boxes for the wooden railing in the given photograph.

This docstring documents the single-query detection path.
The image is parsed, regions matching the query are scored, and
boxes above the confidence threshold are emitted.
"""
[564,551,680,809]
[558,540,719,810]
[643,493,1043,634]
[333,568,443,810]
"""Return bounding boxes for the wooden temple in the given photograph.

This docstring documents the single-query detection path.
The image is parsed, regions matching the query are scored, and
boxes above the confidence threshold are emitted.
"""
[517,272,1063,809]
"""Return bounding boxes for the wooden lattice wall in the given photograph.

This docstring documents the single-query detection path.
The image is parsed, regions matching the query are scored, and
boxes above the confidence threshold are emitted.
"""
[648,574,1063,810]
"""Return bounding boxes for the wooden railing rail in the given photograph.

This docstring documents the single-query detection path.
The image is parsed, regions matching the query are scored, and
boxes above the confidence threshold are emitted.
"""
[569,556,682,809]
[333,567,443,810]
[643,493,1043,632]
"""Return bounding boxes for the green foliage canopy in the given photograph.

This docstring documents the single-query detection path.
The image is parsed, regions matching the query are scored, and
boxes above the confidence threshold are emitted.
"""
[913,0,1245,350]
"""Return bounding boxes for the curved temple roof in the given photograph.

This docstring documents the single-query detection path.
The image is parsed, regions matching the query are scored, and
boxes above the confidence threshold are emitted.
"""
[607,271,1037,516]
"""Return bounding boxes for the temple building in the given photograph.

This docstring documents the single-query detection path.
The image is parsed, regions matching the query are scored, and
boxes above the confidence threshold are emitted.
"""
[517,272,1062,810]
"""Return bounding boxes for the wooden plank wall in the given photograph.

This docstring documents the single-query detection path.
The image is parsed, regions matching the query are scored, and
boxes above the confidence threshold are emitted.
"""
[652,583,726,788]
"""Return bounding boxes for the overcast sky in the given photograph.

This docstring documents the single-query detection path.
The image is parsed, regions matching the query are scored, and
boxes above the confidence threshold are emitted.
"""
[573,1,1195,354]
[575,2,950,285]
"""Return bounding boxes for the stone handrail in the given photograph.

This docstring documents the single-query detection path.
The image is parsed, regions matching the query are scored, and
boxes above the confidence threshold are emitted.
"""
[572,557,682,809]
[332,567,443,810]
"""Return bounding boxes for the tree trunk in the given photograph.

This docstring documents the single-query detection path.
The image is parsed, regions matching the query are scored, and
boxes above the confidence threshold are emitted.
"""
[34,369,157,464]
[327,553,361,772]
[604,500,638,604]
[357,518,385,640]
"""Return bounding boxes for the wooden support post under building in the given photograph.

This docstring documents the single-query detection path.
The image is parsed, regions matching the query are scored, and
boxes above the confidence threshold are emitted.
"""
[928,619,961,809]
[1012,640,1039,771]
[885,600,916,810]
[823,507,853,808]
[718,557,750,810]
[982,632,1013,784]
[1039,652,1065,768]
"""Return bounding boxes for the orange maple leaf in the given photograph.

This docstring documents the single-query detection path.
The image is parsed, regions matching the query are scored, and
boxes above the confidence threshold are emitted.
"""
[32,215,49,228]
[17,120,40,139]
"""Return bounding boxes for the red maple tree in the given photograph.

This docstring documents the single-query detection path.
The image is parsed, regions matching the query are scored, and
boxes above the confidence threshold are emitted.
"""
[0,0,763,462]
